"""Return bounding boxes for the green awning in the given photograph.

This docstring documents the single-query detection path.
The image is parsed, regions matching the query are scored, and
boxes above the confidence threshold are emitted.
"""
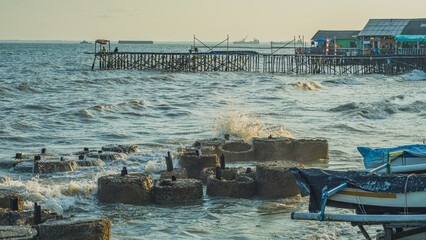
[393,35,426,42]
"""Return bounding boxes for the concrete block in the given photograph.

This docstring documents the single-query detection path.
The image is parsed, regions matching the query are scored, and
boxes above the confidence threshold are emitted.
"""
[75,158,105,167]
[160,168,188,180]
[153,179,203,204]
[0,209,63,226]
[206,172,256,198]
[200,167,245,184]
[34,160,77,174]
[0,225,37,240]
[98,173,152,205]
[86,152,127,161]
[255,161,302,198]
[252,137,328,163]
[217,141,255,162]
[179,154,218,179]
[102,144,139,154]
[0,189,24,211]
[12,161,34,173]
[39,218,111,240]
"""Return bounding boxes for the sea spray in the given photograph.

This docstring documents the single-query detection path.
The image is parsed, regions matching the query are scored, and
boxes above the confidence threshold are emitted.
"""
[213,107,294,140]
[295,81,322,91]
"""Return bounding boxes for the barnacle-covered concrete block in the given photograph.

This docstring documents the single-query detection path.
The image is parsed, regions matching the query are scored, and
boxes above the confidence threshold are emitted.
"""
[0,189,24,211]
[206,172,256,199]
[160,168,188,180]
[153,179,203,204]
[34,160,77,174]
[102,144,139,154]
[255,161,302,198]
[98,173,152,205]
[179,154,218,179]
[39,218,111,240]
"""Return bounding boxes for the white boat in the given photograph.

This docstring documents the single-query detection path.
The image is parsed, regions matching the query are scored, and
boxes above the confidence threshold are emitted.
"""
[359,144,426,169]
[290,168,426,214]
[328,187,426,214]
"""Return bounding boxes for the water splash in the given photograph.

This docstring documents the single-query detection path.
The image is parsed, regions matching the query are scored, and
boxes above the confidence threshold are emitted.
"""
[295,81,322,91]
[213,108,294,140]
[401,70,426,81]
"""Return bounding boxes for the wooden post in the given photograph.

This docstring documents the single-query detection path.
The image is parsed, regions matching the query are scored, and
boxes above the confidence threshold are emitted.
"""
[166,152,173,172]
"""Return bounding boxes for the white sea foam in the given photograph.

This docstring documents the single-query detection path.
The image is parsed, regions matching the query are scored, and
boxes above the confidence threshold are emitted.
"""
[401,70,426,81]
[0,177,97,214]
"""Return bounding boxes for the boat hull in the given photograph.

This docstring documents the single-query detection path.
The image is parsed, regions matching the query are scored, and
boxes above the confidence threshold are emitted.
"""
[329,187,426,214]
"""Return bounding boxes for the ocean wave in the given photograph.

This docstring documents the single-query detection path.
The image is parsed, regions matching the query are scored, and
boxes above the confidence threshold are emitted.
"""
[329,96,425,119]
[213,108,295,140]
[324,76,363,85]
[24,104,53,111]
[401,70,426,81]
[17,84,37,92]
[60,180,96,196]
[294,81,322,91]
[75,109,94,118]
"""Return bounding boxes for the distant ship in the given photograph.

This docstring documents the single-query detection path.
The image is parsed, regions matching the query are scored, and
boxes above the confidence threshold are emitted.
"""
[80,40,90,44]
[118,40,154,44]
[233,36,259,44]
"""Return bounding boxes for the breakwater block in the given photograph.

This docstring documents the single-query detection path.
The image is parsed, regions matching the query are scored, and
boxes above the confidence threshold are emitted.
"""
[98,173,152,205]
[39,218,111,240]
[200,167,245,184]
[179,154,218,179]
[206,171,256,198]
[0,189,24,211]
[0,159,21,169]
[252,137,328,163]
[0,226,37,239]
[0,209,63,225]
[102,144,139,154]
[86,152,127,161]
[34,160,77,174]
[255,161,302,198]
[160,168,188,180]
[75,158,106,167]
[217,141,255,162]
[153,179,203,204]
[12,161,34,173]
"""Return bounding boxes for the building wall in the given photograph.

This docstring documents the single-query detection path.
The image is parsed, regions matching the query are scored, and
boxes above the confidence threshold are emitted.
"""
[336,39,362,48]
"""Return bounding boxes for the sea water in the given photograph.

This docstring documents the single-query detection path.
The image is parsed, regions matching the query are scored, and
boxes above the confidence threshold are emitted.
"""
[0,42,425,239]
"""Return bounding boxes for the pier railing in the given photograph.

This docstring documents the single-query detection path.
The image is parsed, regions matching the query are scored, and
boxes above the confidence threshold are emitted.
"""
[92,52,426,75]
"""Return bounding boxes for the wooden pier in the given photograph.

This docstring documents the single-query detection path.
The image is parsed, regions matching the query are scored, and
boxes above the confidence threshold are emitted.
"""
[92,52,426,75]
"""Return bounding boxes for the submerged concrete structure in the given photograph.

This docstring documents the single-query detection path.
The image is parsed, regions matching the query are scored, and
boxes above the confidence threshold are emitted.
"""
[255,161,302,198]
[39,218,111,240]
[179,137,328,163]
[153,179,203,204]
[0,189,24,211]
[179,154,219,179]
[98,173,153,205]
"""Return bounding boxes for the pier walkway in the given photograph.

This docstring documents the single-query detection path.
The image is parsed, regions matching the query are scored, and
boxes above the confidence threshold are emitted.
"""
[92,52,426,75]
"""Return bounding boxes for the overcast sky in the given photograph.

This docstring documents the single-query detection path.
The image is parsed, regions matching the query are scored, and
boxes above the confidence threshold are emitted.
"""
[0,0,425,42]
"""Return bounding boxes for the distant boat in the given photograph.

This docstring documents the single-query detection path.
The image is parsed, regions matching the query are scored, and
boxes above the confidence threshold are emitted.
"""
[118,40,154,44]
[233,36,259,45]
[80,40,90,44]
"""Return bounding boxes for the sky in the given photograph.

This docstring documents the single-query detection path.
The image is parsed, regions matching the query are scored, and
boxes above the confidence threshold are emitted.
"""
[0,0,425,42]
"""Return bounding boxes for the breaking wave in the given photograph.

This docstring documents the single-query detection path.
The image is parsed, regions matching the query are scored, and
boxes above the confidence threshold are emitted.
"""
[330,96,425,119]
[213,108,295,140]
[401,70,426,81]
[292,81,322,91]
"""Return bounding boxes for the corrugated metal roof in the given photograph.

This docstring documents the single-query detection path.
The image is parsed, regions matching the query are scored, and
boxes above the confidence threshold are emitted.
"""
[358,19,409,36]
[311,30,360,40]
[401,19,426,35]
